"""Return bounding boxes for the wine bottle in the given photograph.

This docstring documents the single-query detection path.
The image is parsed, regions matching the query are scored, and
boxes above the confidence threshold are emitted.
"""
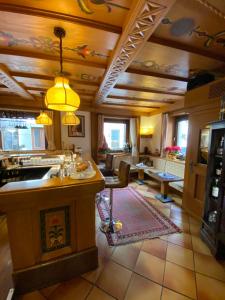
[216,161,222,177]
[217,136,224,156]
[212,178,219,198]
[219,94,225,120]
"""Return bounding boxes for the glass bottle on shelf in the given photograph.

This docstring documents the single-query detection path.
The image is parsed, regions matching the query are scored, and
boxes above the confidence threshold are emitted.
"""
[217,136,224,156]
[211,178,219,199]
[208,210,218,223]
[219,94,225,120]
[215,161,223,177]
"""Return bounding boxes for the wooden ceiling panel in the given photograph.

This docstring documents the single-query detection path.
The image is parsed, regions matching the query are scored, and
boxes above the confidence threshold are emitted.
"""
[100,103,154,113]
[0,0,131,27]
[104,98,164,108]
[110,88,184,101]
[0,11,119,65]
[154,0,225,57]
[131,41,225,78]
[117,73,187,94]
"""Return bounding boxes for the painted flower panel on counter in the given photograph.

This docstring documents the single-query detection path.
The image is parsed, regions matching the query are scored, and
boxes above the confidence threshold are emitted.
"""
[40,206,70,253]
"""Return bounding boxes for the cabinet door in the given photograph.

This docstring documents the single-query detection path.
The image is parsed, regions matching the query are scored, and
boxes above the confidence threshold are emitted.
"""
[183,108,218,218]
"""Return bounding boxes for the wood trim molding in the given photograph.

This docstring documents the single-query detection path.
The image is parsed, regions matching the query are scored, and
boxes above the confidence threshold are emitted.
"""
[0,64,34,100]
[0,48,106,70]
[126,67,188,82]
[108,95,175,104]
[102,102,159,109]
[149,35,225,63]
[95,0,176,104]
[0,3,122,34]
[114,84,185,96]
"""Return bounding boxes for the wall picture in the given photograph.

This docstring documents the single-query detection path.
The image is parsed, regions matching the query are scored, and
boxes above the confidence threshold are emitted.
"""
[68,115,85,137]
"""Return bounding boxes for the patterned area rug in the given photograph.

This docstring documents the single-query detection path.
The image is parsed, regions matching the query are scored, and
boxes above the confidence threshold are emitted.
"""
[97,186,181,246]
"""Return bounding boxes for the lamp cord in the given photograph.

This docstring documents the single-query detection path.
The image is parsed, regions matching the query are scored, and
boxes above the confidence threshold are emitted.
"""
[59,35,63,74]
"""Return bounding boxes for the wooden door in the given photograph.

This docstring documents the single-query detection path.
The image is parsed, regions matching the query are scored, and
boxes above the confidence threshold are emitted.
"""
[183,107,219,218]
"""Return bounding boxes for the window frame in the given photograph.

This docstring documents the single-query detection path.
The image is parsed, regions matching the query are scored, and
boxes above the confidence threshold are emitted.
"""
[173,115,189,147]
[103,118,130,150]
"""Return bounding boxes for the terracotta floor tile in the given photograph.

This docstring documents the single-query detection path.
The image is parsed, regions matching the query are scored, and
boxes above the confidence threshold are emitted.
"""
[96,260,132,300]
[167,243,194,270]
[170,211,189,223]
[124,273,162,300]
[164,261,197,299]
[141,238,167,260]
[40,283,60,298]
[191,236,212,256]
[87,287,115,300]
[111,241,142,270]
[194,252,225,282]
[96,231,114,259]
[48,277,92,300]
[167,233,192,250]
[19,291,47,300]
[82,255,107,283]
[196,273,225,300]
[171,219,190,233]
[189,223,201,236]
[134,250,165,284]
[159,207,171,218]
[161,288,192,300]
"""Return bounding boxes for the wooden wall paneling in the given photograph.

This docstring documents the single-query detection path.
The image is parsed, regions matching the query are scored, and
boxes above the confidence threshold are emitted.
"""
[95,0,176,104]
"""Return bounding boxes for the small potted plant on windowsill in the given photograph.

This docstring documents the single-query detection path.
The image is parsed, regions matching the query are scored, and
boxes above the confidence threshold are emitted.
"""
[164,146,181,160]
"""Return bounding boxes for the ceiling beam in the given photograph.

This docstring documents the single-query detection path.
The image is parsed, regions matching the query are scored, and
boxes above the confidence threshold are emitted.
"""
[10,72,100,87]
[95,0,176,104]
[114,84,185,96]
[149,35,225,63]
[0,3,122,34]
[103,102,160,109]
[0,48,106,69]
[108,95,174,104]
[0,64,34,100]
[126,67,188,82]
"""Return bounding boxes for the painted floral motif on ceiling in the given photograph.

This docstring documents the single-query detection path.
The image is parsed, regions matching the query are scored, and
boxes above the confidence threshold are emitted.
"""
[133,59,188,77]
[77,0,129,14]
[0,31,108,59]
[161,17,225,48]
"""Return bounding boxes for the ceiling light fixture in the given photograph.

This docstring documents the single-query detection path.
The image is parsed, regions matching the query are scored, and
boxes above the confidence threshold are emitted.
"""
[36,92,53,126]
[62,112,80,126]
[45,27,80,112]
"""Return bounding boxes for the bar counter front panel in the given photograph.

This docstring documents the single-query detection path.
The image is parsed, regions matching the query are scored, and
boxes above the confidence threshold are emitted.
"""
[0,158,105,295]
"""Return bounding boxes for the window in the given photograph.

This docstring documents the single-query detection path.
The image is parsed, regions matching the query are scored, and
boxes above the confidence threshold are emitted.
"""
[104,118,129,150]
[0,118,45,151]
[174,116,189,155]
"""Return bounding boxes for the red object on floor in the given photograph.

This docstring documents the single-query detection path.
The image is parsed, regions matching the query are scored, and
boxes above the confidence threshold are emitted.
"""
[97,187,181,246]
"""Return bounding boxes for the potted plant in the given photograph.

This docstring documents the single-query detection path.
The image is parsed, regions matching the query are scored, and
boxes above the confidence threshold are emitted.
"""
[164,146,181,160]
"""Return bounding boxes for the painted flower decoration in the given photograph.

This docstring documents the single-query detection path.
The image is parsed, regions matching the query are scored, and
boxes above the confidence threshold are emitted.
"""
[51,216,60,225]
[77,45,91,58]
[0,31,17,47]
[77,0,129,14]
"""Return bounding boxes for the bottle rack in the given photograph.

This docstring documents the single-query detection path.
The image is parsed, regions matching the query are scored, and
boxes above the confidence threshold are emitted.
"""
[200,120,225,258]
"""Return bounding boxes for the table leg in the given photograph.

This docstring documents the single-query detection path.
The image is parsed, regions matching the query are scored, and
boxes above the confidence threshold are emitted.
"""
[160,181,169,199]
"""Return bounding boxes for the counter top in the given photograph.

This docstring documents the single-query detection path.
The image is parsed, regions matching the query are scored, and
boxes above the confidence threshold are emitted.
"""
[0,159,104,195]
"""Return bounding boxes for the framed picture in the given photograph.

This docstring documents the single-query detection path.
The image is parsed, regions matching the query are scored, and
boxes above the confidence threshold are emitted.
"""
[68,115,85,137]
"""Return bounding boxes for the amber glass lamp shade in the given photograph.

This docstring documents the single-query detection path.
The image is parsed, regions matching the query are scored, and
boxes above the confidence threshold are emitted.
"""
[35,111,52,125]
[62,112,80,125]
[45,77,80,112]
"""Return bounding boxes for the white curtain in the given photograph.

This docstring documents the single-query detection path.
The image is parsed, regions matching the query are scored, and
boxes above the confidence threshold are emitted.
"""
[160,113,169,157]
[44,111,55,150]
[130,118,139,161]
[97,114,104,150]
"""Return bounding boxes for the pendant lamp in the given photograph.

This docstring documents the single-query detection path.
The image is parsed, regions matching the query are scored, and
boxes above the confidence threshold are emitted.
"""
[36,92,53,125]
[45,27,80,112]
[62,112,80,125]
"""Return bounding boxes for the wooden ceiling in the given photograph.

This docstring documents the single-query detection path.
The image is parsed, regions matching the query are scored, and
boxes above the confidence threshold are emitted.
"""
[0,0,224,116]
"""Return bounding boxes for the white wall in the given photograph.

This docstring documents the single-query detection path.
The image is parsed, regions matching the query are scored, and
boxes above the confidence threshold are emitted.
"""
[61,111,91,154]
[140,114,162,154]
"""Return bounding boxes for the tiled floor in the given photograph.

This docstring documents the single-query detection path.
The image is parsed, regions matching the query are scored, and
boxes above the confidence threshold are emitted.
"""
[3,180,225,300]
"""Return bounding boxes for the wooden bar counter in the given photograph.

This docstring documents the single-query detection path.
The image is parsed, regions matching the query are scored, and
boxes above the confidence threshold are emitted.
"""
[0,159,105,295]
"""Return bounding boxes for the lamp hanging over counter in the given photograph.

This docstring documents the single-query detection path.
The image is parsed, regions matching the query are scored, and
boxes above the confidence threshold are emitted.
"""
[36,92,53,125]
[62,112,80,126]
[45,27,80,112]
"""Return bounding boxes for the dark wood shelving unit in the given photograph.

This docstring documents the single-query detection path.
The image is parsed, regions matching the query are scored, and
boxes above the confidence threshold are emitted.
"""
[200,120,225,258]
